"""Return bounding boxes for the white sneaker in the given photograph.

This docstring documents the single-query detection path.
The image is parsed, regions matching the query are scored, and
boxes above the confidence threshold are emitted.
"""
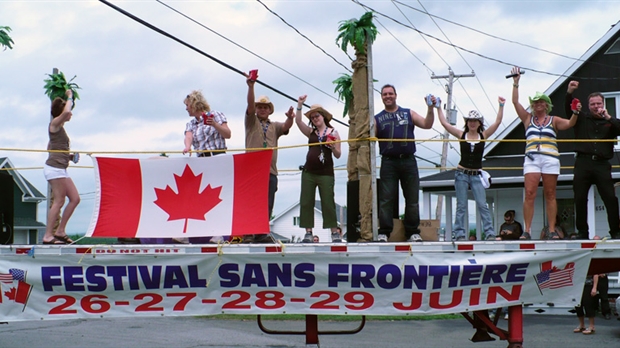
[209,235,224,243]
[408,234,423,242]
[331,232,343,243]
[302,232,313,243]
[377,234,388,242]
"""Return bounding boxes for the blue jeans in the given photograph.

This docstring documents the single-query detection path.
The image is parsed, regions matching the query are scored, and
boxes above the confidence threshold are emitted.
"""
[379,156,420,238]
[453,171,495,239]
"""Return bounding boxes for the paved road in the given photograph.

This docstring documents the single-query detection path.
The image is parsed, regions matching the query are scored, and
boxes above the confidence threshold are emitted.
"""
[1,314,619,347]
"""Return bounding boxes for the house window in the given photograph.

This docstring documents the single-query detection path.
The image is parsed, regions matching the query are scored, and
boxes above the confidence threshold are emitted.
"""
[604,38,620,54]
[602,93,620,150]
[293,217,300,226]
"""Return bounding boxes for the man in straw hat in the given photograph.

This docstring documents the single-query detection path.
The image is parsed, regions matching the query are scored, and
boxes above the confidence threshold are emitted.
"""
[565,80,620,239]
[374,84,439,243]
[242,72,294,243]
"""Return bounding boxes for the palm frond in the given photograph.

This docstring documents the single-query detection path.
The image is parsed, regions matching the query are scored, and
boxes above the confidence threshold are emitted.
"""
[43,70,81,109]
[333,74,353,118]
[0,26,14,50]
[335,12,378,55]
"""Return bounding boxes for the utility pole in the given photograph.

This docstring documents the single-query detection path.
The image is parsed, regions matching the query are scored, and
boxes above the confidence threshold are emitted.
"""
[431,68,475,240]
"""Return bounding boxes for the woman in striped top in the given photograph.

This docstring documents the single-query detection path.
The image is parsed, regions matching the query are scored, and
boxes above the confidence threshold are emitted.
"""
[511,67,577,239]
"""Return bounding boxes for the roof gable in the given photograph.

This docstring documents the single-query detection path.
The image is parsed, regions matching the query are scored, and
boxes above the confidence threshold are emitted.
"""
[0,157,45,202]
[486,21,620,157]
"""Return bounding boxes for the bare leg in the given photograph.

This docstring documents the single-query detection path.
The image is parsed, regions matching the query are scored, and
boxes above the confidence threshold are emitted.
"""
[44,179,67,243]
[523,173,541,233]
[54,177,80,237]
[542,174,558,234]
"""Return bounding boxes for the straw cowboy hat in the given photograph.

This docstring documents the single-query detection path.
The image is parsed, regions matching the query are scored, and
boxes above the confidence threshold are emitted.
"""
[463,110,484,123]
[304,104,333,122]
[255,95,274,115]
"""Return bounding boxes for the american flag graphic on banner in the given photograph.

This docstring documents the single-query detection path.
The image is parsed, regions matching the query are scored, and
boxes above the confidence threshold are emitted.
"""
[0,269,26,283]
[534,262,575,290]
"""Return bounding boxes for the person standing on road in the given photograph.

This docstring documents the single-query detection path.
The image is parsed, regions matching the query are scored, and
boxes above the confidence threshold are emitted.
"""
[374,84,438,243]
[437,97,505,241]
[574,274,599,335]
[565,81,620,239]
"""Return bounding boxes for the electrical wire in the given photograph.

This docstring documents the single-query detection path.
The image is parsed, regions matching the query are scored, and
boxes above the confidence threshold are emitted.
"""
[155,0,341,104]
[99,0,349,127]
[255,0,353,73]
[353,0,619,80]
[392,0,620,72]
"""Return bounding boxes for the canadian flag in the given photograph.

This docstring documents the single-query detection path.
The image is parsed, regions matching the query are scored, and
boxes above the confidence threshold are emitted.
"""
[87,151,272,238]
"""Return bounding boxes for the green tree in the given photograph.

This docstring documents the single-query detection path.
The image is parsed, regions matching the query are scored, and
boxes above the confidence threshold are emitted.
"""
[0,26,14,50]
[335,12,377,55]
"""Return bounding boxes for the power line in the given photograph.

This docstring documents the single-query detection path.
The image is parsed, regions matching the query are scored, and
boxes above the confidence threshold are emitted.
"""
[155,0,341,105]
[410,0,497,119]
[255,0,353,73]
[98,0,349,127]
[387,0,450,69]
[353,0,619,80]
[391,0,617,69]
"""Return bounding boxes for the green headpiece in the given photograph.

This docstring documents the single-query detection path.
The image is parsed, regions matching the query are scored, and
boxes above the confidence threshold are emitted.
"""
[528,92,553,114]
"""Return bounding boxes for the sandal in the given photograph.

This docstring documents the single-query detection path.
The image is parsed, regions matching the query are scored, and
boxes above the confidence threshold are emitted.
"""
[53,234,74,244]
[573,327,585,333]
[582,328,595,335]
[43,237,67,245]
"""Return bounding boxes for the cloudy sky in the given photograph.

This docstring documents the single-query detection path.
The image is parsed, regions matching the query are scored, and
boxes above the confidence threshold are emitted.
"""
[2,0,619,234]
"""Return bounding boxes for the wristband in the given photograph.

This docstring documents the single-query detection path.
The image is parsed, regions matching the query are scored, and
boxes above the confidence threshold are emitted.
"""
[296,107,302,111]
[499,103,505,107]
[513,84,519,88]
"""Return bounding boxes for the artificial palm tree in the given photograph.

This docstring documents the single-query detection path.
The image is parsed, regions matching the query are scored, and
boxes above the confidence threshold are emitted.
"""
[335,12,377,241]
[43,71,81,108]
[0,26,14,50]
[333,74,353,118]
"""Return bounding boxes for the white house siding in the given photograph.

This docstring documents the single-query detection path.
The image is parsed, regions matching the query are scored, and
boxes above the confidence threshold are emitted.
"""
[271,205,334,243]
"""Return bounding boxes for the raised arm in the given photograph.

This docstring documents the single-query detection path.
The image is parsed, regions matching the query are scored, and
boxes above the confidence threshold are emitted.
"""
[437,102,462,138]
[412,95,436,129]
[482,96,505,138]
[295,95,312,137]
[511,67,530,125]
[564,80,580,118]
[245,72,256,123]
[282,106,295,133]
[49,90,73,133]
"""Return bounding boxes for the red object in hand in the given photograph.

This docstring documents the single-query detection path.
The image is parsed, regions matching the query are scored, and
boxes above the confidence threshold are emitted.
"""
[202,112,214,125]
[571,98,580,112]
[249,69,258,81]
[326,134,337,142]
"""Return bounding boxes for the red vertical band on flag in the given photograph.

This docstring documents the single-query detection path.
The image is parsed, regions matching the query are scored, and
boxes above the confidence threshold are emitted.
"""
[15,281,32,305]
[231,151,272,236]
[92,158,142,237]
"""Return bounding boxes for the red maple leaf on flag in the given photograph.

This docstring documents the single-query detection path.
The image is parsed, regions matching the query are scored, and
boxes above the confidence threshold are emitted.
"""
[153,165,222,233]
[4,287,17,301]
